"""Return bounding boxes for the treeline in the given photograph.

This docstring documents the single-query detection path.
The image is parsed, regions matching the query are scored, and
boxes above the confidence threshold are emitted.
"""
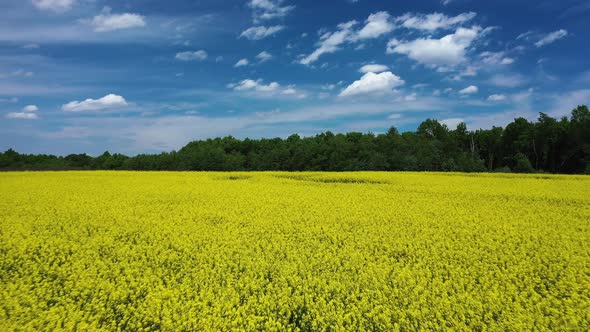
[2,106,589,174]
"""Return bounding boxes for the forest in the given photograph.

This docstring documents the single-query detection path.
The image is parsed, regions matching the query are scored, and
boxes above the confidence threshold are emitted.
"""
[2,105,589,174]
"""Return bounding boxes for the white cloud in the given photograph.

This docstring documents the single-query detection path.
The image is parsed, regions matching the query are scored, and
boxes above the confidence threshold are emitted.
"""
[32,0,76,12]
[299,11,399,65]
[38,97,453,151]
[359,64,389,73]
[516,31,535,41]
[396,12,476,31]
[339,71,405,97]
[6,104,40,119]
[282,86,297,95]
[441,0,453,6]
[256,51,273,62]
[6,112,38,120]
[229,79,306,98]
[282,85,306,98]
[86,8,146,32]
[231,79,280,92]
[299,20,357,65]
[511,88,535,103]
[355,11,394,40]
[0,12,214,45]
[488,73,528,88]
[404,93,417,101]
[480,51,515,65]
[464,89,535,130]
[459,85,478,94]
[240,25,285,40]
[547,89,590,117]
[388,113,403,119]
[448,65,479,81]
[487,94,507,102]
[23,105,39,112]
[248,0,295,22]
[387,26,481,67]
[234,58,250,67]
[252,81,279,92]
[175,50,208,61]
[466,111,533,130]
[441,118,464,128]
[535,29,568,47]
[500,58,515,65]
[62,94,128,112]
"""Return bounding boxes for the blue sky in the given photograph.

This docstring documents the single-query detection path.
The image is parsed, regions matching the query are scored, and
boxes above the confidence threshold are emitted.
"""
[1,0,589,155]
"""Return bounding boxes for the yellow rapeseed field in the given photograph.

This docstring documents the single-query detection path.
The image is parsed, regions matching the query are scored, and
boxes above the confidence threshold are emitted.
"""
[0,171,589,331]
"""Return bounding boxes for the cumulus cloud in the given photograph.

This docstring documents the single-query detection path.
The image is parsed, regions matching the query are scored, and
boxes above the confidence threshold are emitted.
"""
[488,94,507,101]
[62,94,128,112]
[535,29,568,47]
[256,51,273,62]
[240,25,285,40]
[282,86,297,95]
[175,50,208,61]
[441,118,464,128]
[359,64,389,73]
[355,11,394,40]
[339,71,405,97]
[396,12,476,31]
[234,58,250,67]
[387,26,481,67]
[32,0,76,12]
[5,104,40,120]
[23,105,39,112]
[86,8,146,32]
[459,85,478,94]
[299,20,357,65]
[248,0,295,22]
[231,79,280,92]
[228,79,306,98]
